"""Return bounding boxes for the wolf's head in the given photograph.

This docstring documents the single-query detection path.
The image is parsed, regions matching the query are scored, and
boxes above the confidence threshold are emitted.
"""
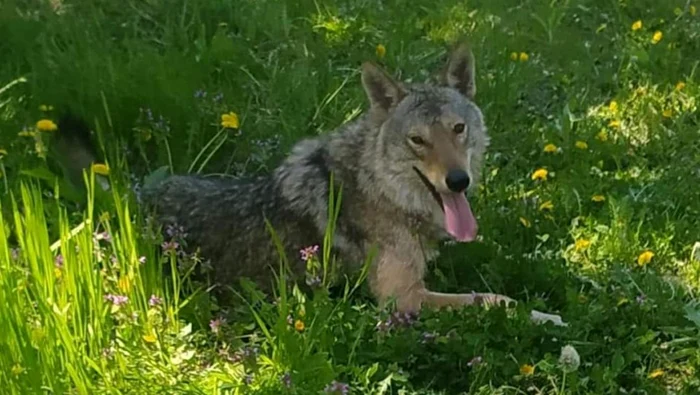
[362,42,488,242]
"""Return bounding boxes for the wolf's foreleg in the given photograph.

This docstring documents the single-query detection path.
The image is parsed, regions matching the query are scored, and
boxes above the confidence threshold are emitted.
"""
[371,250,567,327]
[421,290,567,327]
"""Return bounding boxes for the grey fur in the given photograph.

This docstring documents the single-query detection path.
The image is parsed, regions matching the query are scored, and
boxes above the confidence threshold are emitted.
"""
[141,42,568,326]
[144,42,488,297]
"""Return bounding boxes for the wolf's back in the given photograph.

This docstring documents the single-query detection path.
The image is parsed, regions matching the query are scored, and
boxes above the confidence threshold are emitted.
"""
[142,173,324,290]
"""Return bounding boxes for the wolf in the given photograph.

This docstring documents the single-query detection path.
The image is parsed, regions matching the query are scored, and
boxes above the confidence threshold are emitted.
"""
[136,42,565,326]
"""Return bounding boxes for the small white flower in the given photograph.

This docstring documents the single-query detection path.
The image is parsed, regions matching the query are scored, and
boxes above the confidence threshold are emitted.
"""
[559,345,581,372]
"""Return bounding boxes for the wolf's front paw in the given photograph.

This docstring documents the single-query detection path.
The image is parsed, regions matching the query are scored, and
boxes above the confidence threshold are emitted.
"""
[530,310,568,327]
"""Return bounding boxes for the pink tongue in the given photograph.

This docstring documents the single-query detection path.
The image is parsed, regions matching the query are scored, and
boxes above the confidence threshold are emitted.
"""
[441,193,478,242]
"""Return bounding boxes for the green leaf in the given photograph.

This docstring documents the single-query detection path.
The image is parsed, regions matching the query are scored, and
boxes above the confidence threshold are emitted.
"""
[611,352,625,373]
[683,303,700,328]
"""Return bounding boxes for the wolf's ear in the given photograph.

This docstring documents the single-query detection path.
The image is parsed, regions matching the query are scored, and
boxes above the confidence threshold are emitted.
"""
[442,42,476,100]
[361,62,406,112]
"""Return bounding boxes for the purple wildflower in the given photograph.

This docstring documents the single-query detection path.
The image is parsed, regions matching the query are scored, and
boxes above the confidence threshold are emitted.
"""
[467,356,483,367]
[54,254,64,268]
[161,240,180,253]
[104,294,129,306]
[94,231,112,243]
[324,380,350,394]
[165,224,188,240]
[300,245,320,261]
[391,311,416,326]
[376,311,417,332]
[213,93,224,103]
[241,345,260,359]
[209,317,226,334]
[149,294,162,307]
[194,89,207,99]
[280,372,292,388]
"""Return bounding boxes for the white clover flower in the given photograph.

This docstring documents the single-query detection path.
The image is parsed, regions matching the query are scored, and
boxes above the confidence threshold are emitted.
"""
[559,345,581,373]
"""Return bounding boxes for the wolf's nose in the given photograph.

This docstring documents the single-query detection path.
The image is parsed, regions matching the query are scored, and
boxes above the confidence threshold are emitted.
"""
[445,169,470,193]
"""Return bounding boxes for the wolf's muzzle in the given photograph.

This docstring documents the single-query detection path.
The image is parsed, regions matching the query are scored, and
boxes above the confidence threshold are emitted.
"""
[445,169,470,193]
[412,166,444,211]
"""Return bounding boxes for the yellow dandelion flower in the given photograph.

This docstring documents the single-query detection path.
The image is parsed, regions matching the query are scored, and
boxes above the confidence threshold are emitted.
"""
[596,129,609,141]
[376,44,386,59]
[539,200,554,211]
[608,119,621,128]
[519,52,529,62]
[648,368,664,379]
[520,364,535,376]
[510,52,518,61]
[662,108,673,118]
[591,194,606,202]
[575,141,588,150]
[221,112,240,129]
[36,119,58,132]
[543,143,558,153]
[294,319,305,332]
[575,239,591,251]
[651,31,663,44]
[631,20,642,31]
[675,81,686,91]
[637,250,654,266]
[531,168,548,181]
[143,333,157,343]
[691,5,696,16]
[519,217,531,228]
[91,163,110,176]
[608,100,618,113]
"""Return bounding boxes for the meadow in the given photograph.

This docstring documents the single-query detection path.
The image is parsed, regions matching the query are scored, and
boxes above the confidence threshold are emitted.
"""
[1,0,700,393]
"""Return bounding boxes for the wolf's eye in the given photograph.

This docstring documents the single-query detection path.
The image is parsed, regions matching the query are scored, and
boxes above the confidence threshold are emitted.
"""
[453,123,466,134]
[409,136,425,145]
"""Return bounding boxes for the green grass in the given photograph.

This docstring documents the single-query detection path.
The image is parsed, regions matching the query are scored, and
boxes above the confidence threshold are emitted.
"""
[2,0,700,393]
